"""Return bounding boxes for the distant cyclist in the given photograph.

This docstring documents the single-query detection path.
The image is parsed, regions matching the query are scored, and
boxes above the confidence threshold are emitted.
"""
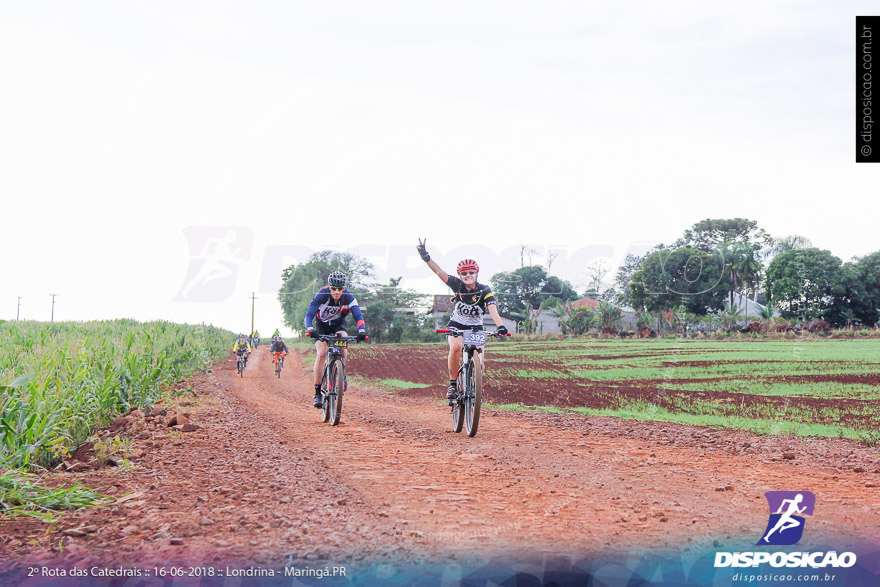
[304,271,368,407]
[232,334,252,366]
[270,336,289,366]
[417,239,507,399]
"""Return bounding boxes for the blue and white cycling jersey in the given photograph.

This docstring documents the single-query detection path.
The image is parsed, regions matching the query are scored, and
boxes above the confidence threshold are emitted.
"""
[304,287,366,330]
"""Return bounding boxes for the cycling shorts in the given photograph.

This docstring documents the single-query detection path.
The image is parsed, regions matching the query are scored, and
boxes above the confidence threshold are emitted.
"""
[447,320,483,332]
[314,320,349,336]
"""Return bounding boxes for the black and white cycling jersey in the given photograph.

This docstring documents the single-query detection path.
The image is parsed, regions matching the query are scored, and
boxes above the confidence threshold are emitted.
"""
[444,275,497,327]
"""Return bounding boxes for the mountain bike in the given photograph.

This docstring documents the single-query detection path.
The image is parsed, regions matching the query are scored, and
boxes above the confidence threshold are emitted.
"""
[311,334,363,426]
[273,351,286,378]
[236,351,248,377]
[437,327,508,437]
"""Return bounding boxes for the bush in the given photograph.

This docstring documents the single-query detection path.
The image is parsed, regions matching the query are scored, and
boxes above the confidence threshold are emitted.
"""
[805,319,831,334]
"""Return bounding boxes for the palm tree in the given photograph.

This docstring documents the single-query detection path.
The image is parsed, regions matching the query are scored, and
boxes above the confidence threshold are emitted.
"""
[720,242,763,314]
[733,244,762,311]
[765,235,812,261]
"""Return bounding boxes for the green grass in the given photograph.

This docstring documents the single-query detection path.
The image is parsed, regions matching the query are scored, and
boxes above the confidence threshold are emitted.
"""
[662,380,880,399]
[379,379,431,389]
[490,400,866,440]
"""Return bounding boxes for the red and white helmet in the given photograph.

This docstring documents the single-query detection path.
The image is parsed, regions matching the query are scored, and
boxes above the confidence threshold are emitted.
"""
[456,258,479,274]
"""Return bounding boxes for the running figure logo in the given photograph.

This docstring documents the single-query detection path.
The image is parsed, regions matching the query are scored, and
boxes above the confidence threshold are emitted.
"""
[174,227,253,302]
[758,491,815,546]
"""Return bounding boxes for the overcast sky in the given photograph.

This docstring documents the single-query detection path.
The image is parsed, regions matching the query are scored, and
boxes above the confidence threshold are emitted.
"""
[2,2,877,335]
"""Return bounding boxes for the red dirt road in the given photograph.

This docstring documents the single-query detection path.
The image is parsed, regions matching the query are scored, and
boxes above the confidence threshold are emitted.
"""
[2,347,880,582]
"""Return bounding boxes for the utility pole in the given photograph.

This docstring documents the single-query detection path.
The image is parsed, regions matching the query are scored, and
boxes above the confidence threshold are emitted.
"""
[250,292,256,335]
[17,297,22,321]
[50,293,56,322]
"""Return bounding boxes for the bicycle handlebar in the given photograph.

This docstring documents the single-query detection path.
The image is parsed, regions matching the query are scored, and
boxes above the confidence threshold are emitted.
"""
[307,333,368,342]
[436,328,510,337]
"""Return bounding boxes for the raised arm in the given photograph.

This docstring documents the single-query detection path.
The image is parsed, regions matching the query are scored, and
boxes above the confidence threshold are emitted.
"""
[417,238,449,283]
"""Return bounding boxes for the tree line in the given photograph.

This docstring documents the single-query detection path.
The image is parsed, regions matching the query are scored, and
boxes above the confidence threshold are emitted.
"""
[607,218,879,328]
[277,221,880,342]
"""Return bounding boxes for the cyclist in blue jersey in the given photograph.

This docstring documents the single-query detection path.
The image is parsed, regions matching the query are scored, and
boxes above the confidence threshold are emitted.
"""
[417,239,508,399]
[305,271,368,407]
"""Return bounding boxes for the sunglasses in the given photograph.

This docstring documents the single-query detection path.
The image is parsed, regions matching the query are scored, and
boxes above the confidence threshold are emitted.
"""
[458,271,477,276]
[329,286,344,292]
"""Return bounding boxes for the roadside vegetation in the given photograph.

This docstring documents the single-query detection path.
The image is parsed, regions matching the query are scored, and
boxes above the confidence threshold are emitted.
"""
[0,319,232,518]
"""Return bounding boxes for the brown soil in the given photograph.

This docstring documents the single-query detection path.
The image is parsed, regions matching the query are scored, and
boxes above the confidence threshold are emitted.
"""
[353,345,880,430]
[2,348,879,583]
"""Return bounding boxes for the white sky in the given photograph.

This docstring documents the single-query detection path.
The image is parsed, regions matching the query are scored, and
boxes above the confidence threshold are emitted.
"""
[2,2,877,335]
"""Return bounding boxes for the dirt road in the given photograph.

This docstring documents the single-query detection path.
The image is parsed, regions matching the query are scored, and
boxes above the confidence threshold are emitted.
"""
[2,347,879,584]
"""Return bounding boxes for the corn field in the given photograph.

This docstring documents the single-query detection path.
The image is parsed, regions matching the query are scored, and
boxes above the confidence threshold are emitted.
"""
[0,319,233,471]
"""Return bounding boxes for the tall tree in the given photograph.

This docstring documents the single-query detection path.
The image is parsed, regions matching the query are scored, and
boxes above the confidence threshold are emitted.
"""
[844,251,880,326]
[278,251,375,332]
[360,278,429,343]
[629,247,727,314]
[766,248,845,321]
[585,259,610,298]
[491,266,578,319]
[719,242,762,309]
[676,219,770,307]
[765,234,813,261]
[603,252,652,306]
[675,218,771,255]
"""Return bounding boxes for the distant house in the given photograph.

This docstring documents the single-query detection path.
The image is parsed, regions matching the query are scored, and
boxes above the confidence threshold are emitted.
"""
[531,309,562,334]
[727,292,779,320]
[429,295,454,331]
[570,298,600,311]
[541,297,639,333]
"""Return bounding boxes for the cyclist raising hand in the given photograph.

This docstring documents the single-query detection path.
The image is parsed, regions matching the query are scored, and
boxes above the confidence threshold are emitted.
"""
[417,239,508,399]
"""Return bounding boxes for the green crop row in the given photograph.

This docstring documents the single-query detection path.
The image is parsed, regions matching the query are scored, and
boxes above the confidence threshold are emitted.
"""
[0,319,233,471]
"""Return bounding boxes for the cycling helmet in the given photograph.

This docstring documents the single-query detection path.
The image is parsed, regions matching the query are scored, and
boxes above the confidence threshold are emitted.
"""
[328,271,347,287]
[456,259,479,274]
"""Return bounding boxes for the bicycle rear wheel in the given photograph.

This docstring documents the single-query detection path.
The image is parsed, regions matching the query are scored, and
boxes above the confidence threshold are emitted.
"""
[452,362,465,433]
[329,360,344,426]
[465,352,482,437]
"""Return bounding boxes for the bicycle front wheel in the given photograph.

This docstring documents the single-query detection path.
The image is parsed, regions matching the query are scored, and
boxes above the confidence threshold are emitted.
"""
[329,360,344,426]
[465,352,482,437]
[452,365,465,434]
[321,368,331,423]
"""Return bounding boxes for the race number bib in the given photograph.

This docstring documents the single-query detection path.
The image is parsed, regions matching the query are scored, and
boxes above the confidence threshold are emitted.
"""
[463,331,487,346]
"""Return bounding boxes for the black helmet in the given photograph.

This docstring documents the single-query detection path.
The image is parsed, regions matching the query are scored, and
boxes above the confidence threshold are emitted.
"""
[328,271,347,287]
